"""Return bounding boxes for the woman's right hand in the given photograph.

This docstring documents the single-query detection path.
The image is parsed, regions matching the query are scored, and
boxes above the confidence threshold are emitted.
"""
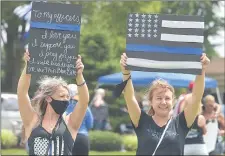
[120,53,130,74]
[23,50,30,63]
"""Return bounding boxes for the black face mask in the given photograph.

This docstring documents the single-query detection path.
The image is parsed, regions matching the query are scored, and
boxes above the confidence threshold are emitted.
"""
[49,97,69,115]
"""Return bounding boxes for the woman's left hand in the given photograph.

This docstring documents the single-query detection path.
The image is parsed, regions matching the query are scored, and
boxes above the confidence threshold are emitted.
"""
[201,53,210,70]
[76,55,84,75]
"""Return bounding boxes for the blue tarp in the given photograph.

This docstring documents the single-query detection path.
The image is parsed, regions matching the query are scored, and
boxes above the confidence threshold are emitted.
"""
[98,71,218,88]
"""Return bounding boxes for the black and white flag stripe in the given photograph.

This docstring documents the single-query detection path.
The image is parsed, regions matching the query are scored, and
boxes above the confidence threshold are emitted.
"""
[125,13,204,75]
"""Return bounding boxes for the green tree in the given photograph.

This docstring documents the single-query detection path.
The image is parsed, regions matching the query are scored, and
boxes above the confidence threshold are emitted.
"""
[80,31,116,90]
[83,1,162,59]
[1,1,29,92]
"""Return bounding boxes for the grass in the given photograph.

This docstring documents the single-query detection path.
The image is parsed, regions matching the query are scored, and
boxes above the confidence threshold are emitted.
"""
[90,151,135,155]
[1,148,135,155]
[1,149,27,155]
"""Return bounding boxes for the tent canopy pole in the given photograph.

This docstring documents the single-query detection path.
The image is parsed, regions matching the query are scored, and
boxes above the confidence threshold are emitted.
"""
[216,87,223,105]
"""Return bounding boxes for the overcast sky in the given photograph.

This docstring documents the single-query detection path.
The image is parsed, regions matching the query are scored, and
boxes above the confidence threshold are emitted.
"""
[209,1,224,57]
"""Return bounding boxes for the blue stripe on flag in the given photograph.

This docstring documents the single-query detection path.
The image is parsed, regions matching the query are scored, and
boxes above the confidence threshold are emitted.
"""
[126,44,202,55]
[30,21,80,32]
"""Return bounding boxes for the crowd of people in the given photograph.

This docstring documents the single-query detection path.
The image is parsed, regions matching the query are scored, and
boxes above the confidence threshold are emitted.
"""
[17,51,224,155]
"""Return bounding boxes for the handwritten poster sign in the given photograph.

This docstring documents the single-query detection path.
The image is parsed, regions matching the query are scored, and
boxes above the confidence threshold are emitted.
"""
[27,2,82,77]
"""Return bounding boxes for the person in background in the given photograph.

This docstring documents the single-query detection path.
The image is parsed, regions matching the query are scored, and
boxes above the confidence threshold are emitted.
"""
[216,112,225,155]
[219,103,225,154]
[142,95,150,113]
[90,88,109,130]
[184,103,208,155]
[221,103,225,117]
[202,94,223,155]
[66,84,93,156]
[173,81,194,117]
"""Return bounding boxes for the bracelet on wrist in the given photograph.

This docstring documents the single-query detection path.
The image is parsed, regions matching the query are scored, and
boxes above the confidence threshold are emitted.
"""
[77,81,86,87]
[127,75,131,80]
[122,72,131,75]
[125,75,131,81]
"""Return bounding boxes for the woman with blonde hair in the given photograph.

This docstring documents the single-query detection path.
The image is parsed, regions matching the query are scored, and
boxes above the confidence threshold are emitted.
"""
[119,52,210,155]
[17,50,89,155]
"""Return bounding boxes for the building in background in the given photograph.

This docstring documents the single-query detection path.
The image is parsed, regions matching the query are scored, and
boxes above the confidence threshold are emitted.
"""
[206,57,225,103]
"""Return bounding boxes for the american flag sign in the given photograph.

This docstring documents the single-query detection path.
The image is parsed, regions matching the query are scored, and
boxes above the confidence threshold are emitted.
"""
[125,13,204,75]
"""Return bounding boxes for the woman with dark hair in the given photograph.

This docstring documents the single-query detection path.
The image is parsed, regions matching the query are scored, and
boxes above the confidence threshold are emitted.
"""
[17,50,89,155]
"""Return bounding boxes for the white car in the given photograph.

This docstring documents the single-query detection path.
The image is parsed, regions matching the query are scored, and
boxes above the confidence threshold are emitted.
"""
[1,93,22,138]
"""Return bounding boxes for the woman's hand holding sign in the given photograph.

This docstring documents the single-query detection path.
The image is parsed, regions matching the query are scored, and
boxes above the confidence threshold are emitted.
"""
[75,55,84,75]
[120,53,130,75]
[23,50,30,64]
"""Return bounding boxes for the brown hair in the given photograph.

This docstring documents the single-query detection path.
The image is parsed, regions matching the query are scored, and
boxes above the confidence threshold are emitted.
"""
[147,79,175,116]
[31,76,68,121]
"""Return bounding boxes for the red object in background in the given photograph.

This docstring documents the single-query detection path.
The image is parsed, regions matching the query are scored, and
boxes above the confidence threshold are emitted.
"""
[189,81,194,90]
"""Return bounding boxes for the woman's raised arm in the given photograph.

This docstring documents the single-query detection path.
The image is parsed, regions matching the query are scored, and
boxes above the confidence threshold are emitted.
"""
[69,55,90,131]
[120,53,141,127]
[17,50,36,128]
[184,53,210,127]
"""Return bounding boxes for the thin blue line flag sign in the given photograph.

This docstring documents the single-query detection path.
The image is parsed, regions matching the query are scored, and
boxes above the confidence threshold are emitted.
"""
[27,1,82,77]
[125,13,204,75]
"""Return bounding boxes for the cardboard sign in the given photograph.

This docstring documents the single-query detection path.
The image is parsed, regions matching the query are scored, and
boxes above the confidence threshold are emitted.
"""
[125,13,204,75]
[203,120,218,153]
[27,2,82,77]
